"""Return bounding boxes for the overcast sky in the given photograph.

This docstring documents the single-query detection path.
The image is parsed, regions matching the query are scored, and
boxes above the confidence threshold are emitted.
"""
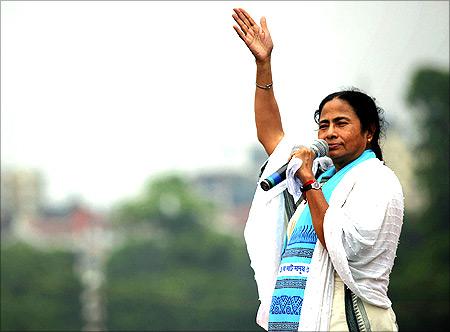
[1,1,449,209]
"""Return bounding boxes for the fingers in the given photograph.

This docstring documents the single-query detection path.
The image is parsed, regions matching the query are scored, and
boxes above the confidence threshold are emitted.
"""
[234,8,254,30]
[240,8,257,27]
[232,12,250,36]
[233,25,247,42]
[233,8,258,35]
[291,147,314,161]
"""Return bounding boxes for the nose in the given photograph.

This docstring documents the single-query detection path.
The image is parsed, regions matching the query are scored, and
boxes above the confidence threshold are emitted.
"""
[322,124,338,140]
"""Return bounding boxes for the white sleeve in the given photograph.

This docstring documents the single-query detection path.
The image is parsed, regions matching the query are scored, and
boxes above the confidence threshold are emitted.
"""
[323,164,404,307]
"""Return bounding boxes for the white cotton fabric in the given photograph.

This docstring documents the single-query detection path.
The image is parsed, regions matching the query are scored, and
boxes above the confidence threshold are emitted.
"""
[286,156,334,202]
[244,136,404,331]
[244,136,293,327]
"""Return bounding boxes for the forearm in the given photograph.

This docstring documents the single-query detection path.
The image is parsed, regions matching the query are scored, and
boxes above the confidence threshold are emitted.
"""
[293,149,329,249]
[304,188,329,250]
[255,58,284,155]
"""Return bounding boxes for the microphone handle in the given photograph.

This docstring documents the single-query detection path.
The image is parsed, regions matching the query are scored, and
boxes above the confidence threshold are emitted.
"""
[260,163,289,191]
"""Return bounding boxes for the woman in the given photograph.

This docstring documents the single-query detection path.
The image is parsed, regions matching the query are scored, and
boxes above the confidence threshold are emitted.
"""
[232,8,404,332]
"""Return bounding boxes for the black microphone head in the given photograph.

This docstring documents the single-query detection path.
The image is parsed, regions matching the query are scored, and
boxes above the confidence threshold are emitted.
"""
[260,180,271,191]
[310,139,329,158]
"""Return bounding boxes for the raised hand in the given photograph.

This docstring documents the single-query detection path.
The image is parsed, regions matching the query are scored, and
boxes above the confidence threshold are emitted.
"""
[232,8,273,62]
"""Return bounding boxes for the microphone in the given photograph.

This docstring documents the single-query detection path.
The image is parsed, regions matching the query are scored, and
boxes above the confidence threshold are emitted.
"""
[260,139,329,191]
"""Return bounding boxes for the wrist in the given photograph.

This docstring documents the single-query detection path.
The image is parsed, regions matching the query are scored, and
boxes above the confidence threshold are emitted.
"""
[302,179,315,187]
[256,82,273,90]
[302,180,322,193]
[296,169,315,183]
[255,56,271,66]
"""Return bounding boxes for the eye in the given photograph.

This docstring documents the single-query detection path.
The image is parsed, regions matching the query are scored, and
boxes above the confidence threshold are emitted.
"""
[336,121,348,127]
[318,124,328,130]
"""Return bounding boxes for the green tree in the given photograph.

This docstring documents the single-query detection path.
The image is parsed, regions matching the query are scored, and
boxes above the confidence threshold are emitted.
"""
[105,175,260,331]
[110,175,214,234]
[389,67,449,330]
[1,242,82,331]
[406,67,449,228]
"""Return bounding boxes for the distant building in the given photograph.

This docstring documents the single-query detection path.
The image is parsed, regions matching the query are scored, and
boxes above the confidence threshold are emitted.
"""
[13,202,111,250]
[190,144,267,235]
[383,131,424,214]
[1,167,112,331]
[1,168,45,237]
[10,199,112,332]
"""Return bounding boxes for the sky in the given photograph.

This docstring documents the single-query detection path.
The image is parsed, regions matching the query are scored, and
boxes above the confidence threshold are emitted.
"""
[1,1,449,209]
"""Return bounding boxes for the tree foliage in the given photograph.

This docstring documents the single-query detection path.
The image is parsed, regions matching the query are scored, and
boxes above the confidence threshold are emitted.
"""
[110,175,215,235]
[105,175,260,331]
[406,67,449,226]
[389,67,449,330]
[1,242,82,331]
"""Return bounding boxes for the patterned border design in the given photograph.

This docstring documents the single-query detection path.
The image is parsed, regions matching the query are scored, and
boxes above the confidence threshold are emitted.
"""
[270,295,302,315]
[275,278,307,289]
[268,321,299,331]
[282,247,314,259]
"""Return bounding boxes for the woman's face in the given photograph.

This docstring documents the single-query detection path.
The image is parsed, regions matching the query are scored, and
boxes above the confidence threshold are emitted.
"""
[318,98,373,171]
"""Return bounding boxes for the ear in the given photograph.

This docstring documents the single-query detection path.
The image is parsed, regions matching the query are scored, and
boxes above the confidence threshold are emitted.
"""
[366,124,376,143]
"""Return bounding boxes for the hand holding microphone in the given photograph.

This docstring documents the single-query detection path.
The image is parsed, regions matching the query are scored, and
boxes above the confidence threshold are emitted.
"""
[260,139,329,191]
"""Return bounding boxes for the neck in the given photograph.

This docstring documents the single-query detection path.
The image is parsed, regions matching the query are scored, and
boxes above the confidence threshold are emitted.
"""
[333,149,373,172]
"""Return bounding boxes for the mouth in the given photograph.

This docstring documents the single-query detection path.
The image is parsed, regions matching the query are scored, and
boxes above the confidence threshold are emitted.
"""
[328,143,340,150]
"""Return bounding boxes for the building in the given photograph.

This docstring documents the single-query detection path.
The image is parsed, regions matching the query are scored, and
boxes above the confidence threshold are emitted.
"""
[1,168,45,238]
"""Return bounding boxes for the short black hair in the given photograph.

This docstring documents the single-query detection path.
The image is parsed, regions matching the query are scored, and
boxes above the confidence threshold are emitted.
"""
[314,88,386,160]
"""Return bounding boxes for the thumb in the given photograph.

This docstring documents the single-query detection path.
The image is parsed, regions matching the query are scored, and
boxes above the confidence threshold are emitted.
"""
[260,16,268,31]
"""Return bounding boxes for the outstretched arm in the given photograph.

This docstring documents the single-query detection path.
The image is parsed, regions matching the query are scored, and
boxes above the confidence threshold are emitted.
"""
[233,8,284,155]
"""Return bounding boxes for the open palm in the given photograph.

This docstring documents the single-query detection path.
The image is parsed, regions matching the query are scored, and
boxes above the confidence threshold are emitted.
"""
[233,8,273,62]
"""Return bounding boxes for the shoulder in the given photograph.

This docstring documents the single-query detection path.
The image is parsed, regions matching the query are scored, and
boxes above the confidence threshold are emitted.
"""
[353,158,404,196]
